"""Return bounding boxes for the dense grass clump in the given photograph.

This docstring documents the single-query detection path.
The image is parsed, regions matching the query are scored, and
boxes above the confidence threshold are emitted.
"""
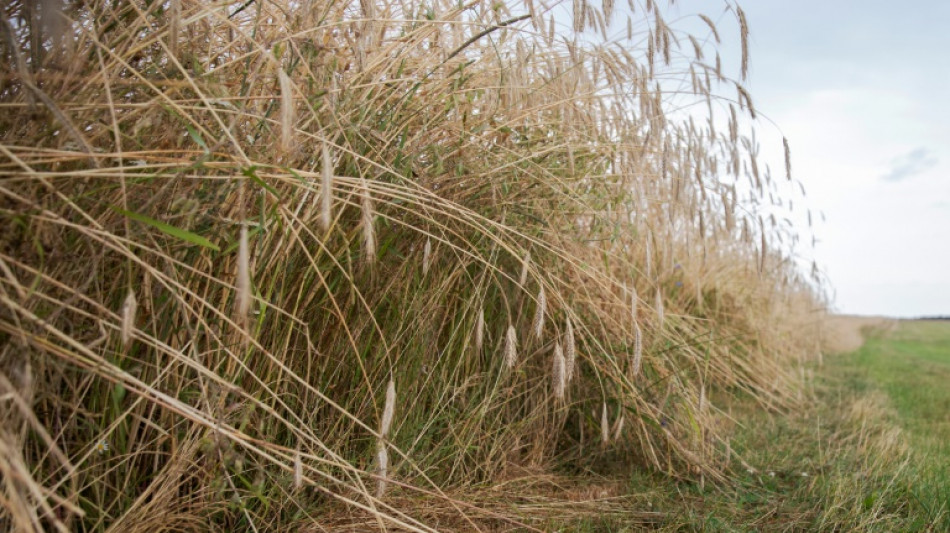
[0,0,822,530]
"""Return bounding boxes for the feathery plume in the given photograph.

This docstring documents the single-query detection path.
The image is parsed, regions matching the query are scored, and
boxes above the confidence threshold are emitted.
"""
[654,287,664,330]
[475,307,485,352]
[601,402,610,445]
[737,6,749,80]
[422,236,432,275]
[121,289,136,348]
[783,137,792,181]
[630,284,638,322]
[278,68,294,153]
[699,385,707,415]
[519,252,531,286]
[564,318,576,383]
[320,142,333,231]
[533,285,546,339]
[552,342,566,399]
[380,379,396,438]
[361,179,376,264]
[504,325,518,368]
[293,450,303,490]
[613,413,625,441]
[375,441,388,498]
[632,321,642,377]
[169,0,180,57]
[236,223,251,320]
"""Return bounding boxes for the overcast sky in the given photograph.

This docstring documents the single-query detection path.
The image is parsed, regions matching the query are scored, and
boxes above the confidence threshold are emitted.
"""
[669,1,950,317]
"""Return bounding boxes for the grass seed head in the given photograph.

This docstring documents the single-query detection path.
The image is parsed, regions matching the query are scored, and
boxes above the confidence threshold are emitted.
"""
[475,307,485,352]
[565,318,576,383]
[236,223,251,321]
[632,321,642,377]
[361,179,376,265]
[601,402,610,445]
[505,325,518,369]
[278,68,294,153]
[121,289,136,348]
[320,142,333,231]
[423,236,432,275]
[380,379,396,438]
[533,286,546,340]
[293,450,302,490]
[553,342,566,400]
[520,252,531,286]
[375,441,388,498]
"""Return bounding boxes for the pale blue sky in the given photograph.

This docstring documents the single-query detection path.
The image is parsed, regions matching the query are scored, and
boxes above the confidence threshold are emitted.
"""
[672,0,950,317]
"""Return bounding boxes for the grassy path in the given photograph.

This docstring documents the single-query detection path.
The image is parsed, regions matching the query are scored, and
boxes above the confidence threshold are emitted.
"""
[839,320,950,528]
[552,319,950,531]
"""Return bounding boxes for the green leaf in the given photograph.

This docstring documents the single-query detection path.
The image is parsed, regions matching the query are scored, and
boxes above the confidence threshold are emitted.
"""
[185,124,210,154]
[242,166,280,198]
[115,208,220,251]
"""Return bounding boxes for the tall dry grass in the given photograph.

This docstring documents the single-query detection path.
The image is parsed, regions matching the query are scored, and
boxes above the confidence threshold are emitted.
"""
[0,0,823,530]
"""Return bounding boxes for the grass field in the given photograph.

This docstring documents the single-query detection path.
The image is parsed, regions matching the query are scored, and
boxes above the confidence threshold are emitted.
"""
[547,318,950,531]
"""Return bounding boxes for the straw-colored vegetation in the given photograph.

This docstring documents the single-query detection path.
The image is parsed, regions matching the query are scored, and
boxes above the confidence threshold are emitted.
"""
[0,0,825,530]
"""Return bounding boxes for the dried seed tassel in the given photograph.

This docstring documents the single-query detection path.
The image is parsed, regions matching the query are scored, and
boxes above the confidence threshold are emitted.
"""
[293,450,303,490]
[613,413,625,441]
[422,237,432,275]
[632,321,642,377]
[320,142,333,231]
[376,379,395,498]
[533,286,546,339]
[552,342,566,399]
[699,385,707,415]
[504,325,518,368]
[361,179,376,264]
[278,69,294,153]
[380,380,396,438]
[121,289,136,348]
[375,441,388,498]
[654,287,664,330]
[564,318,576,382]
[519,252,531,286]
[236,223,251,320]
[475,307,485,352]
[169,0,180,58]
[630,285,638,322]
[601,403,610,445]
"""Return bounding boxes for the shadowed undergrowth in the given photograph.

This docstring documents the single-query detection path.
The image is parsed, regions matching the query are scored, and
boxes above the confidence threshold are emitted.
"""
[0,0,824,530]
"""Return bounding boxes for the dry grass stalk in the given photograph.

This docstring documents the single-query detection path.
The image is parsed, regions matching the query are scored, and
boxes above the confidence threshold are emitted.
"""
[552,342,566,399]
[505,325,518,369]
[533,285,546,340]
[120,289,136,348]
[613,413,625,441]
[601,403,610,445]
[361,179,376,265]
[564,318,576,382]
[655,287,664,330]
[236,223,251,321]
[279,69,294,153]
[320,142,333,231]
